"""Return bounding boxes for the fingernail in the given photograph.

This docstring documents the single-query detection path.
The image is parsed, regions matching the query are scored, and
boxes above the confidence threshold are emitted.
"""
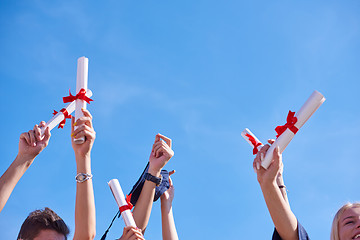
[276,146,280,152]
[253,166,256,173]
[71,133,74,137]
[73,122,77,126]
[260,153,264,162]
[33,143,36,147]
[256,162,260,170]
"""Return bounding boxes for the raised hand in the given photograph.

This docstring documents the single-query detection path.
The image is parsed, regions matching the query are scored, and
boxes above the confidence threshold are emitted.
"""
[148,134,174,176]
[253,139,283,186]
[18,121,50,160]
[71,109,96,159]
[160,170,175,206]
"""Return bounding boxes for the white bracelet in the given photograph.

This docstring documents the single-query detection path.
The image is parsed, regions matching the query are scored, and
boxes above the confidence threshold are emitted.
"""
[75,173,93,183]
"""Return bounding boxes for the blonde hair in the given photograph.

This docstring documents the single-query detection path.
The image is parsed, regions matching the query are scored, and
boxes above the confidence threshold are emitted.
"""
[330,202,360,240]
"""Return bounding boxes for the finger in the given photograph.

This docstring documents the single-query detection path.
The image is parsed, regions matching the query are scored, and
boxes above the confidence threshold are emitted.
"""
[154,145,165,158]
[153,142,167,157]
[253,152,261,170]
[43,126,51,144]
[72,124,94,138]
[154,134,161,143]
[28,130,36,146]
[39,121,46,128]
[74,116,93,129]
[168,176,173,186]
[81,108,93,119]
[71,117,75,135]
[20,132,31,146]
[126,227,139,238]
[259,144,271,155]
[122,226,132,237]
[33,124,42,141]
[273,146,281,166]
[158,133,172,148]
[151,138,163,153]
[268,139,275,144]
[72,129,96,141]
[169,170,175,176]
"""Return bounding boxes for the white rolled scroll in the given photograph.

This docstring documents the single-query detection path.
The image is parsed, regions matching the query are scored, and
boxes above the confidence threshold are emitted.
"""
[74,56,89,144]
[261,90,325,169]
[108,179,137,227]
[40,90,93,136]
[241,128,264,155]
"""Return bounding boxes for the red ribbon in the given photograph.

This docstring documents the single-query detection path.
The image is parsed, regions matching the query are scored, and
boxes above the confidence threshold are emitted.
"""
[53,108,72,129]
[275,110,299,138]
[119,194,134,213]
[245,133,262,155]
[63,88,93,104]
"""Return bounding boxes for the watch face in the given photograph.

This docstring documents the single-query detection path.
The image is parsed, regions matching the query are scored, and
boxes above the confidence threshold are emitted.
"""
[77,175,86,181]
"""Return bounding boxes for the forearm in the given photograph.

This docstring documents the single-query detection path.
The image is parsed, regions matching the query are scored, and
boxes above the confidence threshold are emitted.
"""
[74,155,96,240]
[161,202,178,240]
[260,181,298,240]
[276,176,289,206]
[132,167,159,232]
[0,155,33,213]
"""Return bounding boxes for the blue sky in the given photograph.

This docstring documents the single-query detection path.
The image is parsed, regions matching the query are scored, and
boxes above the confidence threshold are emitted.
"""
[0,0,359,239]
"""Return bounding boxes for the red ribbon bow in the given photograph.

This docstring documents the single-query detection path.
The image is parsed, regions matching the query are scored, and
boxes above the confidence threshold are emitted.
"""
[53,108,72,129]
[119,194,134,213]
[245,133,262,155]
[275,110,299,138]
[63,88,93,104]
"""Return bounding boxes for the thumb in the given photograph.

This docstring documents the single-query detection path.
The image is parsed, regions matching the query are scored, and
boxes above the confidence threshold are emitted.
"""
[273,146,281,167]
[169,170,175,176]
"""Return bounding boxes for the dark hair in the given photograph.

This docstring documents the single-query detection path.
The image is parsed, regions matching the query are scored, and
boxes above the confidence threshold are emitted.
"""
[17,207,70,240]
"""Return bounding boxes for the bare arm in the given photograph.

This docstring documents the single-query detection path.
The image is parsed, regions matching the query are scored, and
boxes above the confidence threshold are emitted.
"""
[254,142,298,240]
[0,122,50,213]
[160,172,178,240]
[132,134,174,233]
[72,109,96,240]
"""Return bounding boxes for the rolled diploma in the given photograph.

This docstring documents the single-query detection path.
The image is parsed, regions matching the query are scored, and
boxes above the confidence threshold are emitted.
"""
[74,56,89,144]
[241,128,264,153]
[108,179,137,227]
[261,90,325,169]
[40,90,93,136]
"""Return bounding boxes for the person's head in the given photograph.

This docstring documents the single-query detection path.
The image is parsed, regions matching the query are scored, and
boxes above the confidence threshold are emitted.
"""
[331,202,360,240]
[17,207,69,240]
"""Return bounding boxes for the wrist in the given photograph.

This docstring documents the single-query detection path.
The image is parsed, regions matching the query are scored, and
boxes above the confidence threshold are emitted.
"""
[75,156,92,173]
[161,200,172,210]
[15,154,35,168]
[259,178,277,190]
[148,165,161,177]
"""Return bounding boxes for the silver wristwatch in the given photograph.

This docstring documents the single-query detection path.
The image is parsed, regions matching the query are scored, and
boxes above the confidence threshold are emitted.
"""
[75,173,93,183]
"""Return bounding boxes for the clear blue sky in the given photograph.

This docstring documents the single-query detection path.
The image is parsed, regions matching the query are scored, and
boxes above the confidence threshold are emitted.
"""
[0,0,359,239]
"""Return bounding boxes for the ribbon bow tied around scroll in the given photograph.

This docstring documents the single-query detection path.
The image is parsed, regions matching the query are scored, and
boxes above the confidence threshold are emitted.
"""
[275,110,299,138]
[53,108,72,129]
[119,194,134,213]
[63,88,93,104]
[245,133,262,155]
